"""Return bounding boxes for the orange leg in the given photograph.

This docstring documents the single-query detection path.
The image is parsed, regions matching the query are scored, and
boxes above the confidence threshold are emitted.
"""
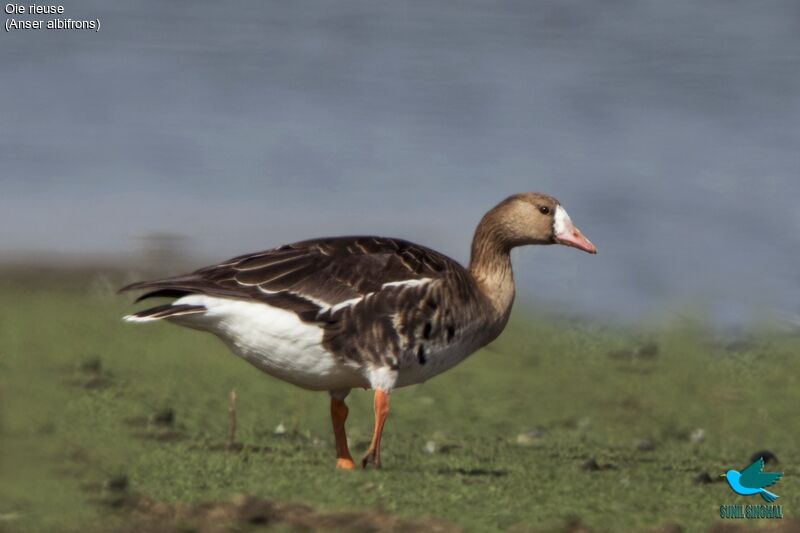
[361,389,390,469]
[330,397,355,469]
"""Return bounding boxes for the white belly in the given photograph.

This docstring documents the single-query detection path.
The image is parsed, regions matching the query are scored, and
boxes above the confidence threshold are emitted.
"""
[170,295,366,391]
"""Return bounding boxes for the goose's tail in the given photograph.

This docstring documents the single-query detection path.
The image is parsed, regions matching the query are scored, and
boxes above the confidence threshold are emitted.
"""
[123,303,207,323]
[120,273,214,323]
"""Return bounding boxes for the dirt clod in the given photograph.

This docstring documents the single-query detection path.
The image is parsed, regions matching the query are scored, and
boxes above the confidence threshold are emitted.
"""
[693,472,713,485]
[649,523,683,533]
[104,475,129,492]
[78,357,103,373]
[151,408,175,426]
[708,518,800,532]
[637,342,659,359]
[749,450,778,465]
[581,459,601,471]
[70,357,113,389]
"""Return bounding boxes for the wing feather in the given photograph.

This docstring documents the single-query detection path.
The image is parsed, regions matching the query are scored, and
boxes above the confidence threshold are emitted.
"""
[120,236,460,320]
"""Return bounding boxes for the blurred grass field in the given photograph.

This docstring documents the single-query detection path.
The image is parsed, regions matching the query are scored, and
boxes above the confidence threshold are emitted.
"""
[1,267,798,532]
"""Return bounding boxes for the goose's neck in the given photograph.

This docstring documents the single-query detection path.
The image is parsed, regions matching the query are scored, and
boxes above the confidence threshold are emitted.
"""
[468,223,515,320]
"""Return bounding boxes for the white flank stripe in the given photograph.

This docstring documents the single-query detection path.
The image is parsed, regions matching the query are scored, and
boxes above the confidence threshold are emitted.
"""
[381,278,431,289]
[123,314,161,323]
[258,286,332,309]
[257,287,280,295]
[234,254,299,271]
[327,278,431,313]
[241,277,435,316]
[330,296,367,313]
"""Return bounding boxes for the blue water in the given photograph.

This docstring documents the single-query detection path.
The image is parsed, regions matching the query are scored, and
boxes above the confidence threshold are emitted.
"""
[2,1,799,324]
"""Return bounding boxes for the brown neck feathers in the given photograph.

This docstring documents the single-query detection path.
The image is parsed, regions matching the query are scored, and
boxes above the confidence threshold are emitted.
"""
[468,211,515,318]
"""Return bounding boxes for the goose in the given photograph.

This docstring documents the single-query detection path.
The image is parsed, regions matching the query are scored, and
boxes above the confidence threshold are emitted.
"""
[120,193,596,469]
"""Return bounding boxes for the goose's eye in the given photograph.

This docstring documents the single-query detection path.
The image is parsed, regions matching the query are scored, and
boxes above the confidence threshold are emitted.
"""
[539,205,550,215]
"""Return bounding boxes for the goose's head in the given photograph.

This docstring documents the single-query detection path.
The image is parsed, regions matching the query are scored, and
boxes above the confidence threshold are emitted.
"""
[484,192,597,254]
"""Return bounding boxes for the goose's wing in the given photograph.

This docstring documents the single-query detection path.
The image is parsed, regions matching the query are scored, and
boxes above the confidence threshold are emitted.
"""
[120,236,460,320]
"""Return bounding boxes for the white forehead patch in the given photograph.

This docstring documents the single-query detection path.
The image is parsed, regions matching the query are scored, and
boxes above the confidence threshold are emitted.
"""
[553,205,573,236]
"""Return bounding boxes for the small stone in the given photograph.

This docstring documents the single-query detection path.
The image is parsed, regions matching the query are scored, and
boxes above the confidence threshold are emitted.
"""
[690,428,705,445]
[637,439,656,452]
[424,440,437,454]
[273,423,286,436]
[516,428,547,446]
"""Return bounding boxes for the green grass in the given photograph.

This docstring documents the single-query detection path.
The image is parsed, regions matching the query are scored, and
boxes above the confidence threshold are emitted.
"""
[1,271,798,532]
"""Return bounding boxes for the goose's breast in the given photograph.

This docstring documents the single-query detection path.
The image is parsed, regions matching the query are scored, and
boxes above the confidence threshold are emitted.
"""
[394,331,485,388]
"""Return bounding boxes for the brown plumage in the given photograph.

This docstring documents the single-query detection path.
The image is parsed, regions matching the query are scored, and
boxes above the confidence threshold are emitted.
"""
[120,192,596,468]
